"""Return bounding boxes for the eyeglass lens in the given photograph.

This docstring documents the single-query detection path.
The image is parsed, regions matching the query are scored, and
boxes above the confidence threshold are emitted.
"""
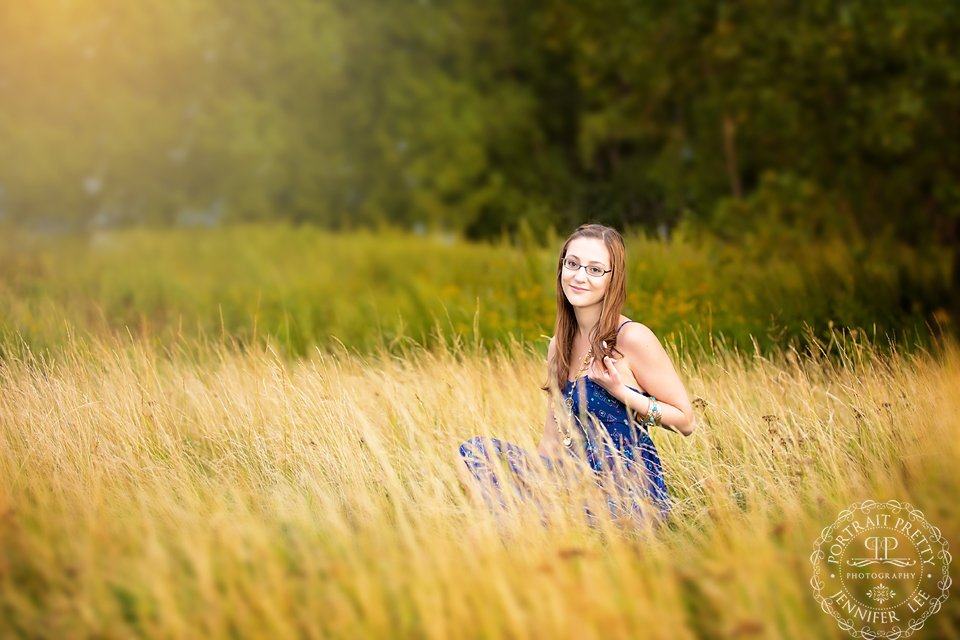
[564,259,605,277]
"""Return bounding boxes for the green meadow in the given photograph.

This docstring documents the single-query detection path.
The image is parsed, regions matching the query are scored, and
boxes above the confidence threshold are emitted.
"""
[0,224,950,357]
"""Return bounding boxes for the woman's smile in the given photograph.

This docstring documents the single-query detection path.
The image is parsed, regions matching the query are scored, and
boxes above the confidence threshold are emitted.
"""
[560,237,612,306]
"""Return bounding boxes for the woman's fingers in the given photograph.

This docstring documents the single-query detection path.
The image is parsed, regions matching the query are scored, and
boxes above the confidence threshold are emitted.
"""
[603,356,621,384]
[590,355,616,382]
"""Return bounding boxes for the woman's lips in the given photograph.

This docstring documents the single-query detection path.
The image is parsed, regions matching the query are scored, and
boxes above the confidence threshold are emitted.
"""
[570,285,588,293]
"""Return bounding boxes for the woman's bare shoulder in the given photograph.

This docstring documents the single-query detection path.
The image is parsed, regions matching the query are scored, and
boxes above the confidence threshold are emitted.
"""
[617,321,664,354]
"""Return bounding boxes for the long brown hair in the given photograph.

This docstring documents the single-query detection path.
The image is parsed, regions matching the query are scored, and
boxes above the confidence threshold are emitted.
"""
[541,223,627,397]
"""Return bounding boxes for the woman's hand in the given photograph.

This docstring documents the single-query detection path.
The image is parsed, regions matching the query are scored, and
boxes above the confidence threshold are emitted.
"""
[587,341,626,399]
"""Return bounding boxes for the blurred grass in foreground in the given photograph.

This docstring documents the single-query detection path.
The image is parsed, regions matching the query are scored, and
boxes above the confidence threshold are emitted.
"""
[0,328,957,637]
[0,224,951,357]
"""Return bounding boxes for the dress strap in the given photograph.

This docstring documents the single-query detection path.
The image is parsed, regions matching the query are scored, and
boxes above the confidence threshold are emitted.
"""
[617,320,635,334]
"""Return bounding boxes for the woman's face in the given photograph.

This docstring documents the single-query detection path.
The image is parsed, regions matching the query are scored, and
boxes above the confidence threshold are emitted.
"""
[561,237,611,309]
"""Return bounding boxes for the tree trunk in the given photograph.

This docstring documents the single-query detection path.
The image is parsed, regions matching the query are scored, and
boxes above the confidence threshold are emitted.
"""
[722,113,742,200]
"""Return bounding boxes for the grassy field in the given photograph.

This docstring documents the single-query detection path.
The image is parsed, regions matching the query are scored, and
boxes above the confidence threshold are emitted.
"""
[1,327,957,638]
[0,224,950,357]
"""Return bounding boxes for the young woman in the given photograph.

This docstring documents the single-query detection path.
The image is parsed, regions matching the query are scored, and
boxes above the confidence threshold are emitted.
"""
[460,223,696,523]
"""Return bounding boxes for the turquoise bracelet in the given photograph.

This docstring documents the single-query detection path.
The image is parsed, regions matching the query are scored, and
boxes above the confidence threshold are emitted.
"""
[644,396,662,429]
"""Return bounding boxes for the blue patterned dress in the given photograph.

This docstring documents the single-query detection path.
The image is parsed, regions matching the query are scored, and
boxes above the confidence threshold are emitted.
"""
[460,322,671,524]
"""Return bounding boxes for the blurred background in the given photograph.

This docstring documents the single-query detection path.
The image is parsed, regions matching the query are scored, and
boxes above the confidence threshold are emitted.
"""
[1,0,957,354]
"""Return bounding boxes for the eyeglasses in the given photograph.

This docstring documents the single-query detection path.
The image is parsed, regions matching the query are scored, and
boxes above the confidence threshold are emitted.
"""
[562,258,612,278]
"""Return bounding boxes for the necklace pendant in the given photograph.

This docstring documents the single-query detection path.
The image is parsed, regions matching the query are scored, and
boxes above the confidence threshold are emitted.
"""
[565,397,573,409]
[563,435,573,447]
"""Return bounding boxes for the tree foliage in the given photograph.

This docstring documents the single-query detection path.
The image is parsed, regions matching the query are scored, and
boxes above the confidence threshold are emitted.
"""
[1,1,958,258]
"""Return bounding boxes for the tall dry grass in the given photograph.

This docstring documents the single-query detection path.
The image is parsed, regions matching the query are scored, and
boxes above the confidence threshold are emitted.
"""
[1,329,958,638]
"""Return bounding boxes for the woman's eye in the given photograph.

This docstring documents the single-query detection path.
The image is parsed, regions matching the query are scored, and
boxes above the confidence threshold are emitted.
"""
[588,267,602,276]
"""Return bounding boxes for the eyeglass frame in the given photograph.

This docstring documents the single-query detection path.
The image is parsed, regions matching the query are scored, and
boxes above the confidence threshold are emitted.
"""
[562,257,612,278]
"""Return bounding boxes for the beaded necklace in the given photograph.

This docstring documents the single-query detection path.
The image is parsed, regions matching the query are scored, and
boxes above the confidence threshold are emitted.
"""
[557,347,592,447]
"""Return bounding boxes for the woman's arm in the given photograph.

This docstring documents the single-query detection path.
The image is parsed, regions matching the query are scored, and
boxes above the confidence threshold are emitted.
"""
[590,323,697,436]
[537,337,564,458]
